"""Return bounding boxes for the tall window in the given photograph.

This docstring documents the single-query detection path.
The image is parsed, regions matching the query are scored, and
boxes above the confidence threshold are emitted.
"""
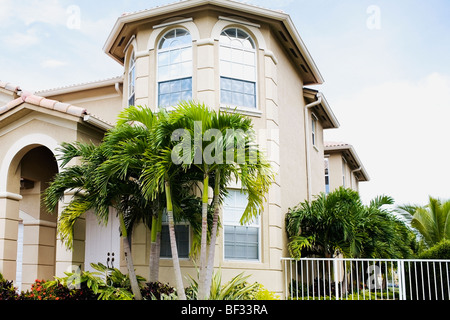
[220,28,257,109]
[128,51,136,107]
[157,29,192,108]
[224,190,260,261]
[324,157,330,194]
[342,157,347,188]
[311,114,318,147]
[160,212,190,259]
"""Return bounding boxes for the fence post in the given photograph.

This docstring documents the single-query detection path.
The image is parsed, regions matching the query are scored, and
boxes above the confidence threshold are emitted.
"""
[333,258,339,300]
[397,260,406,301]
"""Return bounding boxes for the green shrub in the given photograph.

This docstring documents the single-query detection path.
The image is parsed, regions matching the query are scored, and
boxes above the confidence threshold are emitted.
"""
[419,240,450,259]
[254,284,280,300]
[0,273,19,300]
[141,282,176,300]
[19,279,95,300]
[186,270,260,300]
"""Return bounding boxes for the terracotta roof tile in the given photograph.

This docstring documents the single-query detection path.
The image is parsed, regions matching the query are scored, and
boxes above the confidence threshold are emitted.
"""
[53,102,71,113]
[0,80,21,94]
[324,141,350,148]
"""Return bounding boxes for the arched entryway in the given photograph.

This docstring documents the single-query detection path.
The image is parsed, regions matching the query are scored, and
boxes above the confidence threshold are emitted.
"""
[13,146,59,290]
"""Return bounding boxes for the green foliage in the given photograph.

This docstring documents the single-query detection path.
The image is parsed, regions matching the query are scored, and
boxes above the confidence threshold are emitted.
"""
[0,273,19,300]
[254,284,280,300]
[44,263,145,300]
[187,270,260,300]
[397,197,450,248]
[419,240,450,259]
[286,187,417,259]
[141,282,176,300]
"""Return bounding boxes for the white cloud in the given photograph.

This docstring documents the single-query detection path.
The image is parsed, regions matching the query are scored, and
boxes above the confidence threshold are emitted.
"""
[2,28,40,48]
[325,73,450,206]
[14,0,67,27]
[40,59,67,69]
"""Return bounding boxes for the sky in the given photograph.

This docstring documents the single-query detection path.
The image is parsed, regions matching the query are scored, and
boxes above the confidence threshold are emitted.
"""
[1,0,449,206]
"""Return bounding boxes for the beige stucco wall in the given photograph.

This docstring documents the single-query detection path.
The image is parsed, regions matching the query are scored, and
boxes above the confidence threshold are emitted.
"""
[327,153,360,193]
[44,85,123,126]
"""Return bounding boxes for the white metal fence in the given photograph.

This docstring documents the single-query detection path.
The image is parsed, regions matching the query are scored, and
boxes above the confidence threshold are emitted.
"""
[281,258,450,301]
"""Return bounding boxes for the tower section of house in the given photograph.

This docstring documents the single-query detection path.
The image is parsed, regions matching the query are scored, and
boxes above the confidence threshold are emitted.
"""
[324,142,370,193]
[101,0,338,293]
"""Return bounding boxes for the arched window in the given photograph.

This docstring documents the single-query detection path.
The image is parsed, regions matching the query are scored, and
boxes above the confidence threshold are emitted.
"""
[157,29,192,108]
[128,51,136,107]
[220,28,257,109]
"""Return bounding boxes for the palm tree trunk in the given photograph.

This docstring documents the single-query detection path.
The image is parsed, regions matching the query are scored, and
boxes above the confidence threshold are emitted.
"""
[165,180,187,300]
[118,211,143,300]
[205,170,220,297]
[198,173,210,300]
[149,212,162,283]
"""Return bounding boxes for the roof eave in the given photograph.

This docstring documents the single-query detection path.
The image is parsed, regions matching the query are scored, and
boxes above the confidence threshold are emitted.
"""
[325,144,370,182]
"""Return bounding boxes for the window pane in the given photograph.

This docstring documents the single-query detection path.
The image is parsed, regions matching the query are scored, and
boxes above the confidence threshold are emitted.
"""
[181,90,192,101]
[181,78,192,91]
[243,82,255,95]
[160,225,189,258]
[221,77,232,91]
[159,93,170,107]
[180,47,192,62]
[159,82,170,94]
[220,61,232,78]
[243,51,255,65]
[158,51,170,66]
[158,66,169,81]
[221,90,232,105]
[244,94,255,108]
[232,92,244,107]
[231,79,244,93]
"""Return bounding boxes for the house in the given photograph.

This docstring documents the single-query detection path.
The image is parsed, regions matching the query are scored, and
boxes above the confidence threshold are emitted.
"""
[0,0,365,295]
[324,142,370,194]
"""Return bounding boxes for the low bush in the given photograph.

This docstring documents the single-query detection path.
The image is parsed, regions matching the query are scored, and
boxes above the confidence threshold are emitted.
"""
[141,282,176,300]
[419,240,450,259]
[0,273,19,300]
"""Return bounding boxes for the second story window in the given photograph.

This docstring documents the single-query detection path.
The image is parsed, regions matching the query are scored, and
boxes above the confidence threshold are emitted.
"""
[324,157,330,194]
[311,113,318,147]
[158,29,192,108]
[128,51,136,107]
[220,28,257,109]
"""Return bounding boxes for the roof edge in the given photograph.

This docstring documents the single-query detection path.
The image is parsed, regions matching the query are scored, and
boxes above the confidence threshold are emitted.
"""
[324,142,370,182]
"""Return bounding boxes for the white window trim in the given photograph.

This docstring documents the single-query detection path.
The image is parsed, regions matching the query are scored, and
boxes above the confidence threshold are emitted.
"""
[222,189,262,263]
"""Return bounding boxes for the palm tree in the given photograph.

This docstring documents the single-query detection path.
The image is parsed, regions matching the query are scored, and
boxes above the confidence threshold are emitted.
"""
[398,197,450,248]
[164,101,274,299]
[44,140,144,300]
[286,187,416,259]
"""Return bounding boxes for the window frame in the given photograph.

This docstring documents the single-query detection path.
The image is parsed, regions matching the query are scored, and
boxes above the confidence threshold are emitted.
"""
[223,189,261,262]
[128,51,136,107]
[324,157,330,195]
[219,27,258,111]
[342,157,347,188]
[311,113,318,147]
[156,28,193,109]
